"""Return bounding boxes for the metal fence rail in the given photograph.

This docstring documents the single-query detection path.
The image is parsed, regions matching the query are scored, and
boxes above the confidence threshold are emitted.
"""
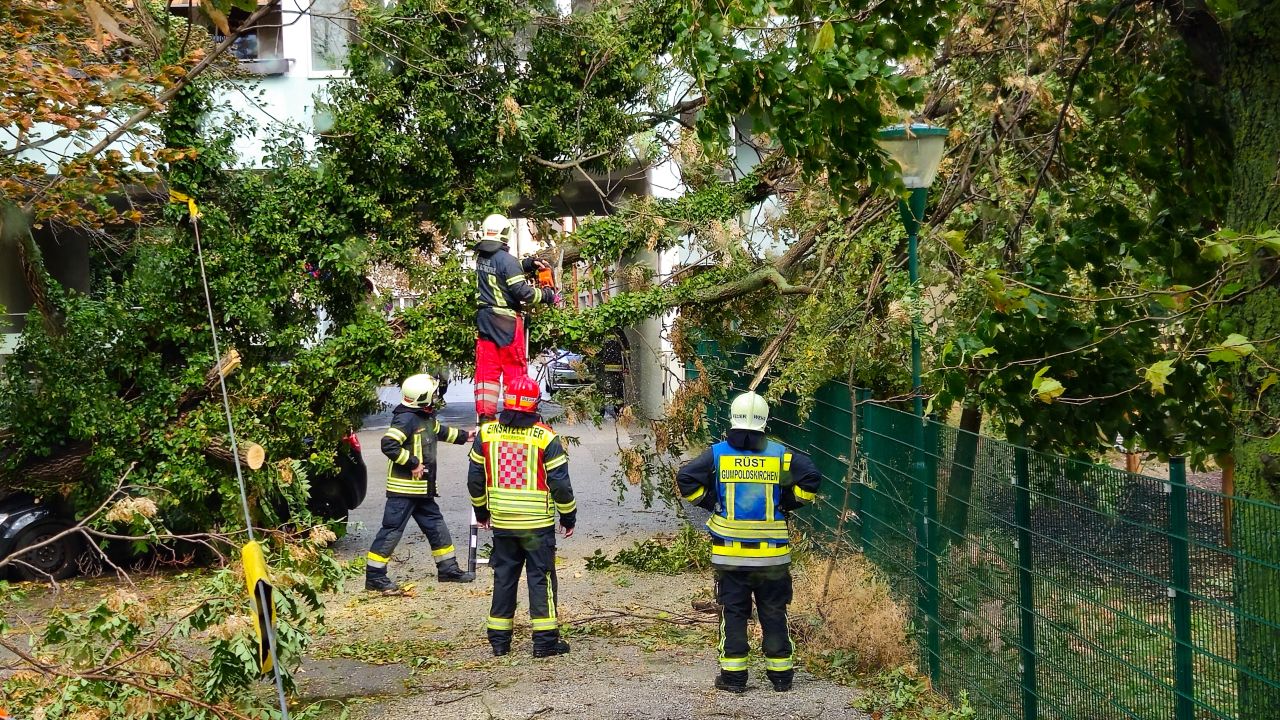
[692,341,1280,720]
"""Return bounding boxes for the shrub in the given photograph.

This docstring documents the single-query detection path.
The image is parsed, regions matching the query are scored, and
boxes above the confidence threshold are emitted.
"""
[790,553,911,676]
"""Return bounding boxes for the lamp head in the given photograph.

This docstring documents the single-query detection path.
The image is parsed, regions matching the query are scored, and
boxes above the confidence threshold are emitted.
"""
[876,124,948,189]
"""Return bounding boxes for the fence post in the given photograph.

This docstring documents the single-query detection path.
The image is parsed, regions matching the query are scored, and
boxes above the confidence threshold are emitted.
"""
[914,414,941,686]
[1168,455,1195,720]
[854,388,872,551]
[1014,447,1038,720]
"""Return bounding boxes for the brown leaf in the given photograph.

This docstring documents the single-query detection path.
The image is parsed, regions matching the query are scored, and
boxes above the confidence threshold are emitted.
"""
[84,0,143,46]
[203,4,231,36]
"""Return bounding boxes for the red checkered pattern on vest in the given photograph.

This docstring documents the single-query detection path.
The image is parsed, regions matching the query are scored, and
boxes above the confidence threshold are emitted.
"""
[496,441,528,489]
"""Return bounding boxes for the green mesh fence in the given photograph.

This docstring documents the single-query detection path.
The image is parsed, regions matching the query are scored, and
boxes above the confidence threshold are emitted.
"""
[691,340,1280,720]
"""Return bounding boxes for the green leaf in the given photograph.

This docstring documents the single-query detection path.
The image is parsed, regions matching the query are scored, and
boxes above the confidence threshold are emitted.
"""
[1260,373,1279,396]
[812,21,835,52]
[231,0,259,12]
[1031,367,1064,403]
[972,347,997,359]
[1144,359,1175,395]
[1208,333,1255,363]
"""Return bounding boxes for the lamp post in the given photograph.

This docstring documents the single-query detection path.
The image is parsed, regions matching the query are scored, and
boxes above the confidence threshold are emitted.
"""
[876,122,948,685]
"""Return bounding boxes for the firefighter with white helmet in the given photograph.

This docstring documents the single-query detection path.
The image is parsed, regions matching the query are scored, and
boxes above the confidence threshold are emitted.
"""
[676,391,823,693]
[473,214,559,421]
[366,374,477,591]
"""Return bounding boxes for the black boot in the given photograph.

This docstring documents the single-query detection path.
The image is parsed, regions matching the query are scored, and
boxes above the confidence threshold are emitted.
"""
[532,639,570,658]
[365,571,397,593]
[715,670,748,693]
[767,668,794,692]
[437,558,475,583]
[492,643,511,657]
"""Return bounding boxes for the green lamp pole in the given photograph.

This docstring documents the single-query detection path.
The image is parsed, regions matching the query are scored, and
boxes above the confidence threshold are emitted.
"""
[876,123,948,686]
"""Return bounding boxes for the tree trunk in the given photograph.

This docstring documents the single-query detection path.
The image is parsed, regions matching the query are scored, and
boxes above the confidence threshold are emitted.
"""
[1222,4,1280,713]
[936,404,982,554]
[204,437,265,471]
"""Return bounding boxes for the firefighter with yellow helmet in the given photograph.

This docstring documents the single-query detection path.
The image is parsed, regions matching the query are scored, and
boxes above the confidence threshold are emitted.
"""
[366,374,476,591]
[676,391,822,693]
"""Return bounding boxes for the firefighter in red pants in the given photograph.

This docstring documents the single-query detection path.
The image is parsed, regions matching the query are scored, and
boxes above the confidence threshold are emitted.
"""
[467,375,576,658]
[473,214,559,421]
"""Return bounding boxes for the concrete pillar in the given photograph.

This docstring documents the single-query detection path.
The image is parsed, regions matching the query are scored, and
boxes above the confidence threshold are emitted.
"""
[622,246,667,421]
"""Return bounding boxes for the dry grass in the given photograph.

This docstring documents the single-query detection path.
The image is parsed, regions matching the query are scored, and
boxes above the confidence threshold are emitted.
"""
[791,554,911,675]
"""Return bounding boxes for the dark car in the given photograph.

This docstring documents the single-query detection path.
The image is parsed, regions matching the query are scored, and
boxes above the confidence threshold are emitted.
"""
[1,432,367,580]
[542,349,588,395]
[0,492,83,581]
[305,429,368,525]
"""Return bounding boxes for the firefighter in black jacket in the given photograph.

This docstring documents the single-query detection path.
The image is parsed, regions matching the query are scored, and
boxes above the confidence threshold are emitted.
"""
[467,374,576,658]
[473,214,558,421]
[366,374,476,591]
[677,391,823,693]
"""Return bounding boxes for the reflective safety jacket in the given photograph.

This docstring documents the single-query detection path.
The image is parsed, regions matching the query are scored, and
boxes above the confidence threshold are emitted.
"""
[467,413,576,532]
[474,239,554,347]
[676,433,822,568]
[381,404,469,497]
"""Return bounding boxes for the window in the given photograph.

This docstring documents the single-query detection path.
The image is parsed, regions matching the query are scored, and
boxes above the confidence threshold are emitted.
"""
[311,0,354,74]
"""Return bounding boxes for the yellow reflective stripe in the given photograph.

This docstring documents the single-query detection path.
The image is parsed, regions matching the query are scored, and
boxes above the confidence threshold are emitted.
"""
[708,516,790,541]
[395,449,410,465]
[684,486,706,503]
[469,450,485,463]
[712,543,791,558]
[546,570,557,620]
[794,486,817,502]
[471,494,488,507]
[555,499,576,514]
[544,454,568,470]
[725,483,736,520]
[367,551,391,564]
[505,274,526,286]
[387,480,429,494]
[783,453,792,472]
[486,616,514,630]
[489,306,518,317]
[766,657,794,671]
[413,434,422,466]
[531,617,558,631]
[489,516,556,530]
[445,427,459,443]
[488,274,506,307]
[719,656,749,671]
[431,545,455,558]
[385,428,407,442]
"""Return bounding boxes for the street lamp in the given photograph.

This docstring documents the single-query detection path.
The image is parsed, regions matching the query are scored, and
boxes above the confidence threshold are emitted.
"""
[875,122,948,416]
[876,122,947,687]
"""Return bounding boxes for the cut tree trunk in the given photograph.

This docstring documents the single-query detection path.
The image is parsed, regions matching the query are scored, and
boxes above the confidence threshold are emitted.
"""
[205,437,265,471]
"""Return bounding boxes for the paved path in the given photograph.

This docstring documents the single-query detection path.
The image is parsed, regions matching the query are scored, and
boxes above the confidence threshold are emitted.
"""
[296,379,869,719]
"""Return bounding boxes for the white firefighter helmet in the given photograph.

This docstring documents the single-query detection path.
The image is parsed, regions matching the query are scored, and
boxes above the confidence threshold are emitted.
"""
[481,213,511,244]
[729,391,769,432]
[401,373,440,409]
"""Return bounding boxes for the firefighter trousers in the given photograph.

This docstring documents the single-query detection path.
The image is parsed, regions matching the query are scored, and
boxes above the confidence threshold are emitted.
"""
[715,564,795,682]
[475,316,528,418]
[366,496,457,578]
[485,527,560,652]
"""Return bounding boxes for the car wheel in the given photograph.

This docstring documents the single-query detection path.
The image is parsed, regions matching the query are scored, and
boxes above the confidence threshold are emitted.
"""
[545,377,557,396]
[12,521,83,581]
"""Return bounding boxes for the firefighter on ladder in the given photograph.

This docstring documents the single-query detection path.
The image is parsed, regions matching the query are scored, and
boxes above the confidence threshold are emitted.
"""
[473,214,559,422]
[677,391,823,693]
[467,375,576,658]
[366,374,477,591]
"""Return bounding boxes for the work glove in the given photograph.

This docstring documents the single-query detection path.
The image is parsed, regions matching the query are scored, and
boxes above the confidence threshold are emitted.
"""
[552,291,563,306]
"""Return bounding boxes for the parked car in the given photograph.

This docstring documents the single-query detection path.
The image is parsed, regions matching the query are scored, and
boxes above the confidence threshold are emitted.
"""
[542,349,589,395]
[0,492,82,581]
[1,430,367,580]
[304,429,368,525]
